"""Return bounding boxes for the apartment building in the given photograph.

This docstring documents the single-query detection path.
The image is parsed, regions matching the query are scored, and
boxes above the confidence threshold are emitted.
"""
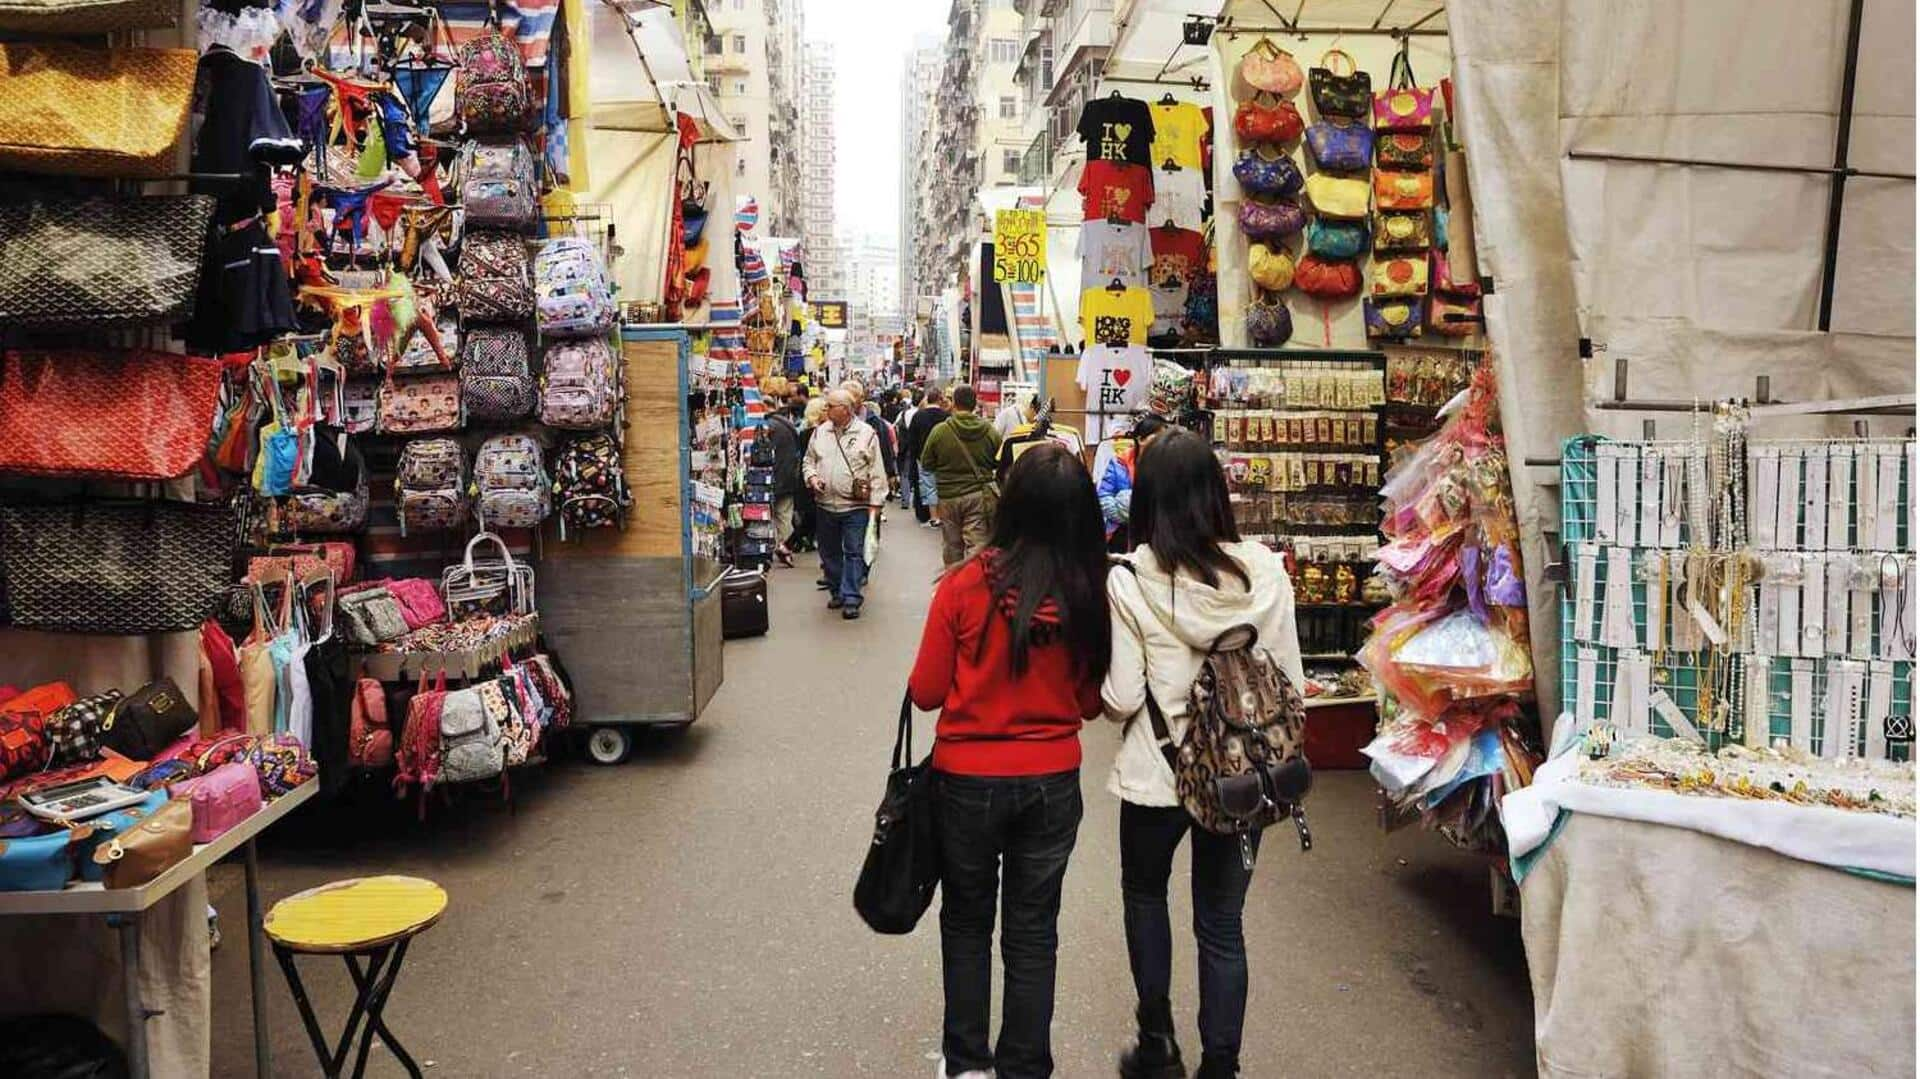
[704,0,803,234]
[898,38,942,322]
[801,42,843,298]
[842,232,902,361]
[1013,0,1114,186]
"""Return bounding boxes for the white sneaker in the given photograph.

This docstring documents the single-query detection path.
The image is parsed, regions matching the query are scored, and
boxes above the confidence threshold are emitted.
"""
[935,1057,992,1079]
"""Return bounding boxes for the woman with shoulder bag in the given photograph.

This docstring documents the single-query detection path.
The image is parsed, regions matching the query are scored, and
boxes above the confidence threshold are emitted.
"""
[908,443,1111,1079]
[1102,429,1306,1079]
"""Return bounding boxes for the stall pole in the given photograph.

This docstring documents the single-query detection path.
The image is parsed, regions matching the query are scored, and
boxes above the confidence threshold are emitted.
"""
[118,915,148,1078]
[1816,0,1866,331]
[245,839,272,1078]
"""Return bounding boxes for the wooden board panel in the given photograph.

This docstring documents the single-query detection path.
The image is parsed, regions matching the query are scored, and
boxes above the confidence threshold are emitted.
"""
[539,556,694,721]
[542,334,684,560]
[691,585,723,717]
[1041,352,1086,421]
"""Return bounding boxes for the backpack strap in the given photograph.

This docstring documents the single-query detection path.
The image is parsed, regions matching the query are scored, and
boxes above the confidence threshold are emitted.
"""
[1113,559,1183,774]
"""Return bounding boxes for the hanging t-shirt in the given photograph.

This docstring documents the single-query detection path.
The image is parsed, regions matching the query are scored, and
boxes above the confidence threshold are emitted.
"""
[1077,344,1153,440]
[1149,282,1190,340]
[1076,95,1156,166]
[1148,101,1207,171]
[1078,221,1151,291]
[1150,166,1208,231]
[1080,286,1155,348]
[1079,161,1155,224]
[1149,226,1208,287]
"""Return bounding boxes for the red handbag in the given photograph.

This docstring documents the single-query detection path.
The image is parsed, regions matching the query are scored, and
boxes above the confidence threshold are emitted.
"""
[1233,94,1302,145]
[0,683,76,781]
[1293,254,1363,300]
[0,349,222,480]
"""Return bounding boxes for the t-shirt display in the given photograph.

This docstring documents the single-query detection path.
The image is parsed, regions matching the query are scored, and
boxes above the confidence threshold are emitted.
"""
[1148,226,1208,286]
[1076,94,1156,166]
[1079,221,1151,291]
[1148,100,1207,171]
[1078,161,1155,224]
[1150,282,1190,341]
[1079,286,1155,348]
[1076,345,1153,441]
[1149,166,1208,231]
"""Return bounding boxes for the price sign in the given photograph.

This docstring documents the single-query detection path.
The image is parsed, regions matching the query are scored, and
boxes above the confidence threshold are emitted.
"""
[992,209,1047,283]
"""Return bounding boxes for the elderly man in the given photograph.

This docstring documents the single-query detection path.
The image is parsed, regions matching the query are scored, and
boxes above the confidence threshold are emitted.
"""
[842,379,899,492]
[803,390,889,619]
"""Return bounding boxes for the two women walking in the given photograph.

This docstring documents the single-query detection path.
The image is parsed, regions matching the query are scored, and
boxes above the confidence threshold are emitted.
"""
[907,428,1305,1079]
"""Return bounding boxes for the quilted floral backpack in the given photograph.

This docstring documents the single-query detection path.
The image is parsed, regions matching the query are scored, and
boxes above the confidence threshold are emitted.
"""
[460,327,535,421]
[394,437,469,535]
[456,27,534,134]
[552,432,631,538]
[534,237,616,337]
[457,231,534,322]
[471,433,551,529]
[538,337,619,429]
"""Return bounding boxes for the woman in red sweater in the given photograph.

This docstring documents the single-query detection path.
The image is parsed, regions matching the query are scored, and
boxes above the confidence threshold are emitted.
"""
[909,441,1111,1079]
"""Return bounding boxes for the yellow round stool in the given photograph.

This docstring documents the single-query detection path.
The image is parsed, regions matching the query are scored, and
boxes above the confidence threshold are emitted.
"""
[264,876,446,1079]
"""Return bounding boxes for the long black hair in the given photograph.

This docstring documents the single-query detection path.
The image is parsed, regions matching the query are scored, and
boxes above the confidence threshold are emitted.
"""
[1129,427,1250,590]
[980,441,1111,679]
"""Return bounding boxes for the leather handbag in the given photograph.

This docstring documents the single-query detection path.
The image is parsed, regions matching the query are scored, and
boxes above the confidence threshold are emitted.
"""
[91,798,191,888]
[1235,197,1305,241]
[102,677,198,760]
[1373,209,1433,252]
[1365,296,1427,339]
[1232,94,1302,145]
[1294,254,1364,300]
[854,693,938,934]
[0,195,215,330]
[387,578,447,629]
[0,500,237,635]
[187,762,260,842]
[0,0,174,33]
[1371,254,1429,297]
[1375,131,1434,171]
[0,349,221,481]
[1374,169,1435,210]
[1237,37,1303,98]
[1245,294,1294,347]
[377,372,463,435]
[1231,148,1303,198]
[1248,243,1294,292]
[1304,121,1372,173]
[1309,49,1371,120]
[1373,49,1435,132]
[0,44,195,177]
[1304,173,1369,219]
[1306,217,1369,260]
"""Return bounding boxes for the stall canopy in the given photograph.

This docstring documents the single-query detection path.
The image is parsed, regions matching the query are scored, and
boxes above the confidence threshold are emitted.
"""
[582,0,739,307]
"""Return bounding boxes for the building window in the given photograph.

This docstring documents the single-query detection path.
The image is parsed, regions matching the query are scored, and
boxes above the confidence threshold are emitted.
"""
[729,115,747,132]
[736,156,747,176]
[998,95,1016,119]
[732,33,747,53]
[1002,149,1021,175]
[989,37,1017,64]
[734,79,747,94]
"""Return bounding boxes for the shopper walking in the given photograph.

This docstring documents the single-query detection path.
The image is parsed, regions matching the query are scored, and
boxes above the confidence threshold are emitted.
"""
[792,394,823,557]
[919,385,1002,567]
[762,383,805,568]
[905,387,950,527]
[1102,428,1305,1079]
[898,390,923,512]
[843,379,899,498]
[908,442,1111,1079]
[802,390,887,618]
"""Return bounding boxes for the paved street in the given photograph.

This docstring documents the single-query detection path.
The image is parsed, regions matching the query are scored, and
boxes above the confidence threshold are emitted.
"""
[210,516,1535,1077]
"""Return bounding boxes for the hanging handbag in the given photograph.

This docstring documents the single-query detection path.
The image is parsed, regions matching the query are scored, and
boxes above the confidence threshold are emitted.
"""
[1231,94,1302,145]
[1245,294,1294,347]
[0,194,214,330]
[1373,48,1435,132]
[279,440,370,533]
[1309,49,1371,120]
[0,349,221,481]
[1293,254,1364,300]
[1365,296,1426,339]
[1248,243,1295,292]
[440,531,535,619]
[0,0,174,33]
[1235,197,1305,241]
[377,372,463,435]
[853,692,938,935]
[1373,169,1435,210]
[1237,37,1303,97]
[340,379,378,434]
[0,500,237,635]
[1375,131,1434,171]
[1304,121,1372,173]
[1305,217,1369,260]
[0,43,196,178]
[1303,173,1369,219]
[1372,209,1432,253]
[236,585,278,736]
[101,677,197,761]
[1427,249,1483,337]
[1370,254,1429,297]
[1231,147,1303,198]
[456,231,534,321]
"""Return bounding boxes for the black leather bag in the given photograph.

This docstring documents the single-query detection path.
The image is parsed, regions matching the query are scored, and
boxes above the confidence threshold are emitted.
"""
[853,693,938,934]
[0,194,214,330]
[0,499,238,634]
[1308,48,1372,121]
[102,677,197,760]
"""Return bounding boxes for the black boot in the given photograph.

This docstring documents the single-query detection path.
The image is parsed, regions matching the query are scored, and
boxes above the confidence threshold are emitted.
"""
[1194,1053,1239,1078]
[1117,998,1186,1079]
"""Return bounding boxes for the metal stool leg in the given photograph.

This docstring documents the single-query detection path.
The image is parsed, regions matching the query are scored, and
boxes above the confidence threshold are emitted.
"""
[343,939,421,1079]
[273,944,338,1076]
[275,943,397,1078]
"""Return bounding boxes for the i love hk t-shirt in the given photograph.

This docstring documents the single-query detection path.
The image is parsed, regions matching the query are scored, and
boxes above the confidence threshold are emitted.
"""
[1079,161,1155,224]
[1076,345,1152,440]
[1077,96,1156,166]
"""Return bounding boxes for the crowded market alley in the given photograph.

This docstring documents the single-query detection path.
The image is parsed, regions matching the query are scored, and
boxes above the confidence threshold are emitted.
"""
[205,519,1536,1077]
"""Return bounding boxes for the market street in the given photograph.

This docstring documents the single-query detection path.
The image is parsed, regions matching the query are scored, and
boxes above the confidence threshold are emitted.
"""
[208,517,1534,1077]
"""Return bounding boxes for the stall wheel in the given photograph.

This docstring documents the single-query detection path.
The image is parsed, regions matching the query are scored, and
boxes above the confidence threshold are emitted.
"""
[586,726,632,765]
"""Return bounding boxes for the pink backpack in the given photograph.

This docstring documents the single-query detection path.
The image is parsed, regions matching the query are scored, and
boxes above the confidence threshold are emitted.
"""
[350,677,394,768]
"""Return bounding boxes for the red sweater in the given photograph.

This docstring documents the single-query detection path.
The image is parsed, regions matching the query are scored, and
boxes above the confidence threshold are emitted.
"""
[908,557,1103,776]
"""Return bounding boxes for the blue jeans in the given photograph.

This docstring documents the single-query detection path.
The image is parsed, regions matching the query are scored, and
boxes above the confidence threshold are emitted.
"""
[937,769,1082,1079]
[917,467,940,511]
[815,506,869,607]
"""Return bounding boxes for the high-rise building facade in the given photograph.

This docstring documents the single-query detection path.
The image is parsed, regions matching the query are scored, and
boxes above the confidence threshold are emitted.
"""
[899,39,942,322]
[704,0,803,235]
[801,42,842,299]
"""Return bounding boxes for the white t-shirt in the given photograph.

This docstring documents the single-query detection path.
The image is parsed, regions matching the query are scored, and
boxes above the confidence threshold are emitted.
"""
[1078,221,1151,291]
[1076,345,1152,441]
[1150,282,1189,338]
[1149,166,1208,231]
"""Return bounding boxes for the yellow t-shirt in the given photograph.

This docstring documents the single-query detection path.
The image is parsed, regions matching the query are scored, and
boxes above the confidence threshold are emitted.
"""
[1080,287,1155,347]
[1148,102,1207,172]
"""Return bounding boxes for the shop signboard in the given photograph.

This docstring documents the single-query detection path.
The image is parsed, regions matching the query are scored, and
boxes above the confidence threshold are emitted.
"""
[991,209,1046,283]
[812,300,848,329]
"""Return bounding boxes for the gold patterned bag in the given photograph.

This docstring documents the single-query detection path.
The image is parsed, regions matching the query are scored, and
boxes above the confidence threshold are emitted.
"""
[0,44,196,178]
[0,0,174,33]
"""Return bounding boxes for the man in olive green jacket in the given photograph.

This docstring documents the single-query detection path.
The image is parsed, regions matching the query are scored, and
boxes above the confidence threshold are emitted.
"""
[918,385,1002,566]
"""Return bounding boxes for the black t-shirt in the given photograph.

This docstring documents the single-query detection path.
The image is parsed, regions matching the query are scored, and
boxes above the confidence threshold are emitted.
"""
[1076,96,1156,167]
[191,49,306,221]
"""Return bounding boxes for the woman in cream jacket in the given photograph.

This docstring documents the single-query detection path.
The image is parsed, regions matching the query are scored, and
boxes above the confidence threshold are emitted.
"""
[1101,428,1305,1079]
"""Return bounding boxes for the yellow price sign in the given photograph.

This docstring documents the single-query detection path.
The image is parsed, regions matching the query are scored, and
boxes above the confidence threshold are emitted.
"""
[992,209,1046,284]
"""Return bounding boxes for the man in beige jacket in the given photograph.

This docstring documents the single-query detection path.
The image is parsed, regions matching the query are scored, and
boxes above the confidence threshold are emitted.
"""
[802,390,890,619]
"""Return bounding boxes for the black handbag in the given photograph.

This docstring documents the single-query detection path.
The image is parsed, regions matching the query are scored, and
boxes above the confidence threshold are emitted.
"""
[853,692,939,934]
[0,194,214,330]
[1308,48,1372,121]
[101,677,197,760]
[0,499,239,634]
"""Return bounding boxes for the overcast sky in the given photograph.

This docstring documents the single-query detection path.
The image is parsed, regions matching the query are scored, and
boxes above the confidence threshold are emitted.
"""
[805,0,949,247]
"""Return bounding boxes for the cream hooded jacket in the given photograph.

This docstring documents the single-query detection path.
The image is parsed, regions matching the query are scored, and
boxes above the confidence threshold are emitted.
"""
[1102,540,1307,807]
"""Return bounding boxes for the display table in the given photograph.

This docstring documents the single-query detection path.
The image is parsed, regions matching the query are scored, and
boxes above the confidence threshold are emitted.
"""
[0,780,317,1078]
